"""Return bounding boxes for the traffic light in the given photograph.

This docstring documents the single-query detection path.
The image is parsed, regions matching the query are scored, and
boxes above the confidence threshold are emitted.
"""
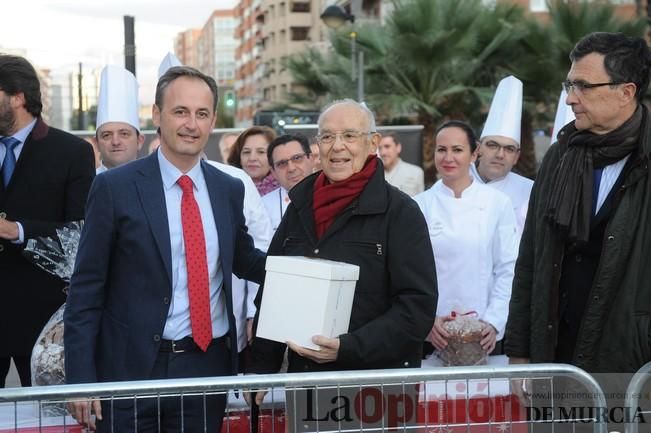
[224,91,236,108]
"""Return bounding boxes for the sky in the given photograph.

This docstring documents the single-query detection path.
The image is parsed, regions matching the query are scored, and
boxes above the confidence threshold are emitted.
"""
[2,0,236,105]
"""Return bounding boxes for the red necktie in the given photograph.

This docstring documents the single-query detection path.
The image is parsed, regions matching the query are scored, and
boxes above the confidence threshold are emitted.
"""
[177,175,213,351]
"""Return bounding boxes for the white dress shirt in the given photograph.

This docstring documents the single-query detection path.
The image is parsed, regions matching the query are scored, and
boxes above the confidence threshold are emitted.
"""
[206,160,273,352]
[595,155,629,214]
[261,187,290,234]
[414,180,518,339]
[158,150,228,340]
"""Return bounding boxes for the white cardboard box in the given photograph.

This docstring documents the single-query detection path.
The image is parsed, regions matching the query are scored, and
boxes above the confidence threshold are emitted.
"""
[256,256,359,350]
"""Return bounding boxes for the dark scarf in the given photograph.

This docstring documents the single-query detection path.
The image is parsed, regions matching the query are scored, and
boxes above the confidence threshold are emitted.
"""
[312,155,378,239]
[546,106,643,242]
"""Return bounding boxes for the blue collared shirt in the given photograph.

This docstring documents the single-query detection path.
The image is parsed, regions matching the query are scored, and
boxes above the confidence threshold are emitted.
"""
[0,118,36,164]
[1,118,37,243]
[157,149,228,340]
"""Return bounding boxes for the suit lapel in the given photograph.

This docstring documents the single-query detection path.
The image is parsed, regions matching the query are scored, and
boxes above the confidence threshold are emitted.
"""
[3,120,42,196]
[135,153,173,287]
[202,162,239,373]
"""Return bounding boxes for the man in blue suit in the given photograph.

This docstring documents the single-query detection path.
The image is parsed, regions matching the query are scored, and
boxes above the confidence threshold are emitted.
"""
[64,66,266,432]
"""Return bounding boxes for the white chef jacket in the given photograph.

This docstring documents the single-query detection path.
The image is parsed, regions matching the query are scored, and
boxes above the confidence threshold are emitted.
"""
[261,187,290,234]
[413,180,518,339]
[470,164,533,238]
[206,161,273,352]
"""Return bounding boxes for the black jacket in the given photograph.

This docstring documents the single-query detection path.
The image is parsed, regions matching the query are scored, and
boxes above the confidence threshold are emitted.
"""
[505,107,651,373]
[0,119,95,356]
[249,159,437,373]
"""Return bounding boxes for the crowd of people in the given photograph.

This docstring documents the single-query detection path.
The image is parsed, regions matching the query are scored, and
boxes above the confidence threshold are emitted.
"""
[1,31,651,432]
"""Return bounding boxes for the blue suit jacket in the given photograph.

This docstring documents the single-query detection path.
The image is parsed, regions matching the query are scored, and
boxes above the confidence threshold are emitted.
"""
[64,152,266,383]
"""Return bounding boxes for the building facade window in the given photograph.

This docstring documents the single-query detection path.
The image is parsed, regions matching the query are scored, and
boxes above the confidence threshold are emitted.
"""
[291,1,310,13]
[290,27,310,41]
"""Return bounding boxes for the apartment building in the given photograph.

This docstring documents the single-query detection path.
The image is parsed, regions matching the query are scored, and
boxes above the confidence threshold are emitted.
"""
[174,29,202,68]
[197,9,238,88]
[234,0,264,127]
[257,0,329,111]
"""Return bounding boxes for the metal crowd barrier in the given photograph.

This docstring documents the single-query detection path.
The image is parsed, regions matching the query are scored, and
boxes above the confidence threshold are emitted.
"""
[0,364,607,433]
[625,361,651,433]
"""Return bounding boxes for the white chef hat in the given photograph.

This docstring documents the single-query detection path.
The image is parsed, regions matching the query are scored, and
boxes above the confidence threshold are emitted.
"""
[158,52,183,78]
[96,65,140,132]
[480,75,523,146]
[551,89,575,143]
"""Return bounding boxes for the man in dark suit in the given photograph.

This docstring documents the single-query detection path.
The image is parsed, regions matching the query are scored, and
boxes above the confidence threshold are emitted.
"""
[0,54,95,387]
[64,66,266,432]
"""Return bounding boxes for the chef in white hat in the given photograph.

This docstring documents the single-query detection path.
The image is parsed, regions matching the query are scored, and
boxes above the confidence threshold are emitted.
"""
[471,75,533,236]
[158,52,182,79]
[551,89,576,143]
[95,65,143,174]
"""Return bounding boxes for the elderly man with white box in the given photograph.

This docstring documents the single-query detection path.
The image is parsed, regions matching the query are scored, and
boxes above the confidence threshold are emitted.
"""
[248,99,437,387]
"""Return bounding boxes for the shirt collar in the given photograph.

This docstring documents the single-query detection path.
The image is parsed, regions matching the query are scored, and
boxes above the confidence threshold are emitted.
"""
[436,178,476,198]
[1,118,37,144]
[157,149,204,192]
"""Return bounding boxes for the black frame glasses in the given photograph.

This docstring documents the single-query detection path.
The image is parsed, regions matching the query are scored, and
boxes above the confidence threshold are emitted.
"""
[562,80,624,94]
[482,141,519,155]
[273,153,308,170]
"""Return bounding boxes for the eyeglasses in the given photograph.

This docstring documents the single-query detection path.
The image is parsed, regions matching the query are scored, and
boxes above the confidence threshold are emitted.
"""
[562,80,624,94]
[483,141,519,155]
[316,130,372,145]
[273,153,308,170]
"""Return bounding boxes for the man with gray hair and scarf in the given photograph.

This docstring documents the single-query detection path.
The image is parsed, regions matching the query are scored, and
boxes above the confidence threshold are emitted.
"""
[248,99,437,394]
[506,32,651,374]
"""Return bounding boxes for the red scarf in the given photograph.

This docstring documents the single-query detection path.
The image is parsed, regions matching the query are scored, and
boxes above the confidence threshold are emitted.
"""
[312,155,378,239]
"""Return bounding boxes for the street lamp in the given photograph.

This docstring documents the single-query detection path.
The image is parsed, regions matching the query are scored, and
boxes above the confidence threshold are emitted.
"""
[320,4,364,102]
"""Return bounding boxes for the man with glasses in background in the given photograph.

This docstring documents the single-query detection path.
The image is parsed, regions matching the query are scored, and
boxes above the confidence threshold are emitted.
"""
[505,32,651,411]
[247,99,437,391]
[262,134,314,234]
[472,75,533,236]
